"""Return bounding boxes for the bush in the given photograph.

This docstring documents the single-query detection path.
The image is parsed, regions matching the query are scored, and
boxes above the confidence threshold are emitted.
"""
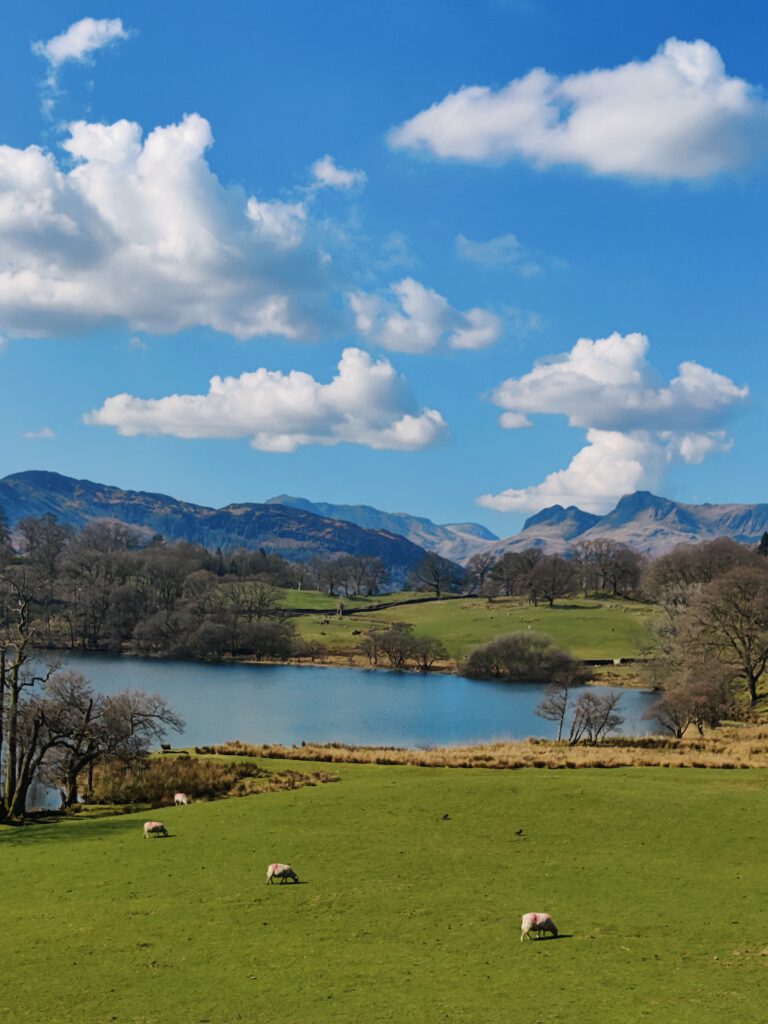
[461,631,588,684]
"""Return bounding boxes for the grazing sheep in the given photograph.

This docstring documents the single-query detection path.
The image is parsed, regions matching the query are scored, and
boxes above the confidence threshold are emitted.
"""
[520,912,558,941]
[143,821,169,839]
[174,792,190,805]
[266,863,299,885]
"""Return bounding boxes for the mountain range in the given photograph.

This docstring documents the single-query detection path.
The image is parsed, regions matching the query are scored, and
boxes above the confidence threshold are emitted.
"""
[0,471,434,586]
[1,471,767,570]
[485,491,768,559]
[265,494,498,562]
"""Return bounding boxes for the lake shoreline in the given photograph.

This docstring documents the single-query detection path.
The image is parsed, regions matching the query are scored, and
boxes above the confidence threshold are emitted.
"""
[36,645,651,688]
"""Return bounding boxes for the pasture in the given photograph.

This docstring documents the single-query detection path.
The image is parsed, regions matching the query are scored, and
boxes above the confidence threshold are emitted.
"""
[290,592,657,662]
[2,760,767,1024]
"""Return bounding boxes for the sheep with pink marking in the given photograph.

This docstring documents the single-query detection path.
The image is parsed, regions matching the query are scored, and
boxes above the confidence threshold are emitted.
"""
[143,821,169,839]
[520,912,558,941]
[174,792,190,806]
[266,863,299,884]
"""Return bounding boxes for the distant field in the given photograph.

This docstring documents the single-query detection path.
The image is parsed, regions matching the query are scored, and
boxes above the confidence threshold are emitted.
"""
[287,592,657,662]
[2,760,767,1023]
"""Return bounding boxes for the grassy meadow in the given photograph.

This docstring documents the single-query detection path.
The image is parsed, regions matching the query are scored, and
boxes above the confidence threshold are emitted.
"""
[3,758,768,1024]
[287,591,657,663]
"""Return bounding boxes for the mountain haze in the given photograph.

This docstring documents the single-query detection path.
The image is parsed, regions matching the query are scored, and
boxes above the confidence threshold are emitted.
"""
[266,494,497,561]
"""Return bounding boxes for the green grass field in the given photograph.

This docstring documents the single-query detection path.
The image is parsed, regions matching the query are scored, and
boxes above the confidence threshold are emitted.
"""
[3,759,767,1024]
[290,593,656,661]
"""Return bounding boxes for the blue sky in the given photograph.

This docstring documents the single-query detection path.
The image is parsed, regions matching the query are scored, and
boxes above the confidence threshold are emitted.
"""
[1,1,767,537]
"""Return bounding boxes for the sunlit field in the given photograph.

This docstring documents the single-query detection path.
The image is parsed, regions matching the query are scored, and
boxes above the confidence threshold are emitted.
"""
[286,591,657,662]
[3,759,767,1024]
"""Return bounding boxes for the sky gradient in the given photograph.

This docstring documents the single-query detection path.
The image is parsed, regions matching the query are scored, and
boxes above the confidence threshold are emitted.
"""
[1,1,766,537]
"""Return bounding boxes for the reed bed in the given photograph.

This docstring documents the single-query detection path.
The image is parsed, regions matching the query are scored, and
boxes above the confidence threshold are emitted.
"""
[199,724,768,770]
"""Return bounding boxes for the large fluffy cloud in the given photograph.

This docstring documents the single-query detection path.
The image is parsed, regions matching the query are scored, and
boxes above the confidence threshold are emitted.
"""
[389,38,766,180]
[0,114,339,340]
[348,277,502,353]
[85,347,447,452]
[478,332,748,513]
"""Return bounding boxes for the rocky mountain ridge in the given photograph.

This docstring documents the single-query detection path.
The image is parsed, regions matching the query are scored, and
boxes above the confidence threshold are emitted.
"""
[2,471,766,567]
[482,491,768,559]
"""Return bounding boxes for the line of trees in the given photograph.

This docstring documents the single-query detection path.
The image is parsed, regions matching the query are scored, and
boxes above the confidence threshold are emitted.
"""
[0,513,396,660]
[464,540,644,604]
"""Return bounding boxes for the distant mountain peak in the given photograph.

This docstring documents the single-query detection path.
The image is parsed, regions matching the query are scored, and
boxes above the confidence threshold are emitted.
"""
[265,494,498,560]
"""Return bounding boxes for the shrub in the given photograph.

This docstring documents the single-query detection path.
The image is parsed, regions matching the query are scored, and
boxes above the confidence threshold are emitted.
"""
[461,631,588,684]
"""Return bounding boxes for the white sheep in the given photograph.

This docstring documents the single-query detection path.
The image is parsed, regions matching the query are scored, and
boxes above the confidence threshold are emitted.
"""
[266,862,299,884]
[520,912,558,941]
[143,821,169,839]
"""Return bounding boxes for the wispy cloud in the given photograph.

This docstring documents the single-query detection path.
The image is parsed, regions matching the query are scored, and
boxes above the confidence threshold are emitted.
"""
[478,332,748,512]
[390,38,767,181]
[33,17,130,116]
[23,427,55,440]
[85,347,447,453]
[456,232,541,276]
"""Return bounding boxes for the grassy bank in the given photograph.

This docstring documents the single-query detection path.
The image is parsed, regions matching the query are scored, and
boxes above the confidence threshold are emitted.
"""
[2,757,768,1023]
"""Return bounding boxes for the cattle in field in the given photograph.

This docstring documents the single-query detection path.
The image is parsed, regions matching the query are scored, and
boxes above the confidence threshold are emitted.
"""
[266,863,299,884]
[520,912,558,941]
[174,792,190,805]
[143,821,169,839]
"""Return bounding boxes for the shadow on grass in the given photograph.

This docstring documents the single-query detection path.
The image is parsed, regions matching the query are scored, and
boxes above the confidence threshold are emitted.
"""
[0,816,156,845]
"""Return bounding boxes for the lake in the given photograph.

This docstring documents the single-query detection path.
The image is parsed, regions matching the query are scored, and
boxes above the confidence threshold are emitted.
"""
[50,652,660,748]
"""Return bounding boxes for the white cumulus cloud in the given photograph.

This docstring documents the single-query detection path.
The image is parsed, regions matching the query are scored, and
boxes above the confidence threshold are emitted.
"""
[390,38,767,180]
[85,347,447,453]
[348,277,502,353]
[0,113,339,340]
[478,331,747,513]
[310,154,367,190]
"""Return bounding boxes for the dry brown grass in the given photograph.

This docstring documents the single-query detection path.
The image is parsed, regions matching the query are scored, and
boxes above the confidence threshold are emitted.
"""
[90,755,340,804]
[200,724,768,770]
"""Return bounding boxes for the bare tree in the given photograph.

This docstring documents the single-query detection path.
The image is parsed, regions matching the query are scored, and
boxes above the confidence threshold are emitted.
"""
[568,691,624,744]
[684,565,768,705]
[409,552,463,598]
[466,551,497,595]
[530,555,579,608]
[535,684,571,741]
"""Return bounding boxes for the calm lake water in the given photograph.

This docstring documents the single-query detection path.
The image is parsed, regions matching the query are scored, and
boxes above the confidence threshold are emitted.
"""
[50,652,659,748]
